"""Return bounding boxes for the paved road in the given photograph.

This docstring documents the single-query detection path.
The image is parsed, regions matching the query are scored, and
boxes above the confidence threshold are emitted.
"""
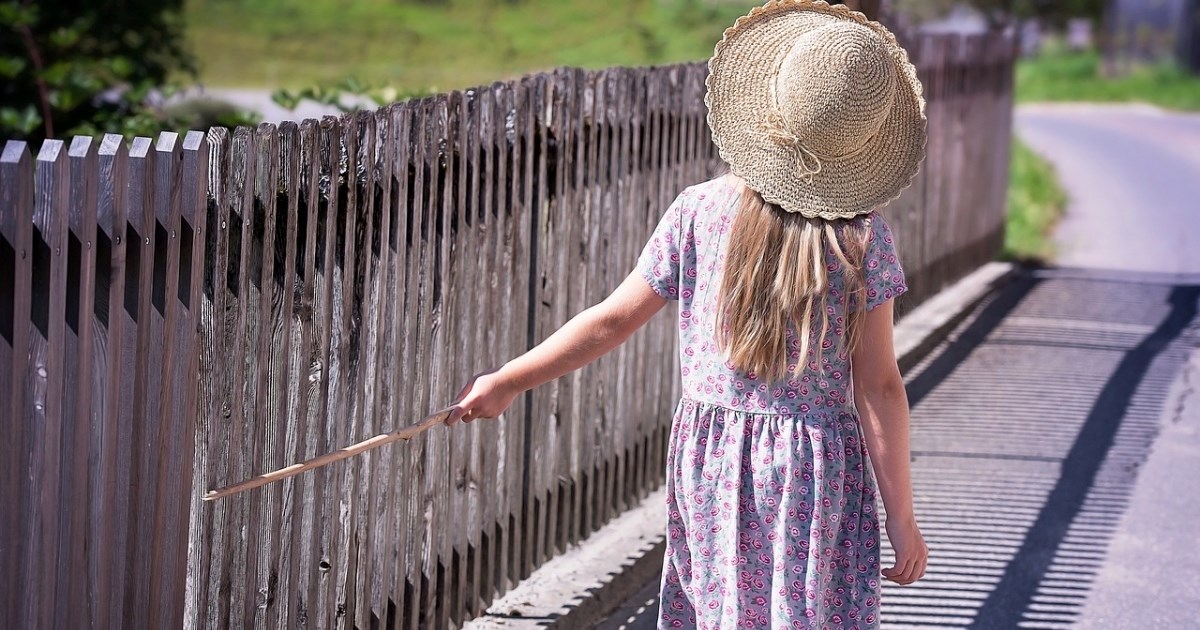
[1015,103,1200,275]
[598,104,1200,629]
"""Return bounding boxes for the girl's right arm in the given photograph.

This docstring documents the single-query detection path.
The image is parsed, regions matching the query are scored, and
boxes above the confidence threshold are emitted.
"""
[446,269,668,424]
[852,299,928,586]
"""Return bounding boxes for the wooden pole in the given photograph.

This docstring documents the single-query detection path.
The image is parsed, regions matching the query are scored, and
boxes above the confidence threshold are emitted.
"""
[202,408,454,501]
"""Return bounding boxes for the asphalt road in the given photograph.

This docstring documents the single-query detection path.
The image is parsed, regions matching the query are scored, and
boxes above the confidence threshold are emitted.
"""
[1015,103,1200,275]
[598,104,1200,629]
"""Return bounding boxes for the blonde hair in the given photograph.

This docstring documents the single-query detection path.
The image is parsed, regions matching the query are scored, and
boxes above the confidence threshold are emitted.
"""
[716,188,870,382]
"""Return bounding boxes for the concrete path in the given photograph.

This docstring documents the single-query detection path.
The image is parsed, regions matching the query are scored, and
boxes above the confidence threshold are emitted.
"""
[599,104,1200,628]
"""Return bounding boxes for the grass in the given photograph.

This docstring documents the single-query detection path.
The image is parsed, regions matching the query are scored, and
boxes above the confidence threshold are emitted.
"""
[183,0,758,90]
[1004,139,1067,262]
[1016,47,1200,111]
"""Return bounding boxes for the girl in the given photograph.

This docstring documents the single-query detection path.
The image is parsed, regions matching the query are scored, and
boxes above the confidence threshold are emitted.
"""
[447,1,928,627]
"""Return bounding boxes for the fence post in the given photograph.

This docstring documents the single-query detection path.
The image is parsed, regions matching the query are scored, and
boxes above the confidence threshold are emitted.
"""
[61,135,98,630]
[0,140,34,629]
[93,133,129,628]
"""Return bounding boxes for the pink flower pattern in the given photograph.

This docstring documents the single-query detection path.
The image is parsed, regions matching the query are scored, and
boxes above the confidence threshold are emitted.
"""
[636,178,907,629]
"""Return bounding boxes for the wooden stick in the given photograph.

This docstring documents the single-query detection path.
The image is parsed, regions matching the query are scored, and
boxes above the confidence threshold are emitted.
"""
[202,408,454,502]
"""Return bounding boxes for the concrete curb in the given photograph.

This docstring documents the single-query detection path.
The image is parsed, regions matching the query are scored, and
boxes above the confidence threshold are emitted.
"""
[463,261,1018,630]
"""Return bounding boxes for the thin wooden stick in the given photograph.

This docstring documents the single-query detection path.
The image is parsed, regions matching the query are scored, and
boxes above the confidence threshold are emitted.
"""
[202,408,454,502]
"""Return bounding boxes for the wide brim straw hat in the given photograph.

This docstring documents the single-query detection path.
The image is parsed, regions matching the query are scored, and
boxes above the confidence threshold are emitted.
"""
[705,0,926,220]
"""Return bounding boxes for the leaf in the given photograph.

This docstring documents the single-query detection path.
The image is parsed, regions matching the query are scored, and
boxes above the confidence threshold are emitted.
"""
[49,26,82,49]
[0,56,27,78]
[271,88,303,110]
[0,2,37,28]
[0,104,41,135]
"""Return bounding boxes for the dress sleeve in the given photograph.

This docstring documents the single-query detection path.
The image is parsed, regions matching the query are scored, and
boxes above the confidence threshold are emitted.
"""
[636,191,685,300]
[863,213,908,311]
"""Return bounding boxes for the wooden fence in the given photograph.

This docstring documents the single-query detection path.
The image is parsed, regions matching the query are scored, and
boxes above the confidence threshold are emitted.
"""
[0,31,1014,630]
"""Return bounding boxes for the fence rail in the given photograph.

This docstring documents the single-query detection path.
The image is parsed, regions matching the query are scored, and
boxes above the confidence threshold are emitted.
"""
[0,31,1014,630]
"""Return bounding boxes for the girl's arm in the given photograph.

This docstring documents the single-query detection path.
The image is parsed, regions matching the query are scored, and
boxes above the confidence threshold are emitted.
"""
[446,270,668,424]
[851,299,928,585]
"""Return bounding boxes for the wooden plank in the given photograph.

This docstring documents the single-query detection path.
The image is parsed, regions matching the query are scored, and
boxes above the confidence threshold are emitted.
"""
[193,126,233,630]
[25,139,71,629]
[427,95,452,630]
[268,121,303,629]
[0,141,34,630]
[516,76,540,583]
[362,105,397,630]
[286,117,322,630]
[489,81,518,597]
[382,102,414,630]
[345,110,380,630]
[309,116,343,629]
[146,131,186,629]
[531,75,554,571]
[626,71,647,507]
[122,134,164,622]
[328,113,361,630]
[445,88,471,627]
[545,69,572,556]
[176,130,208,629]
[458,86,486,620]
[58,135,97,630]
[219,126,258,629]
[615,67,636,514]
[239,123,279,629]
[401,98,433,630]
[377,104,402,628]
[552,68,576,547]
[475,85,502,608]
[90,134,127,628]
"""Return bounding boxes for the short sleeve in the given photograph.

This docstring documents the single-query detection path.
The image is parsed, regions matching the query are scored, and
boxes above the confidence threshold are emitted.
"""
[863,213,908,311]
[636,193,684,300]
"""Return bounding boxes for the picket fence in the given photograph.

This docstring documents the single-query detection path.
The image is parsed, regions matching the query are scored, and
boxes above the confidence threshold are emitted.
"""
[0,31,1014,630]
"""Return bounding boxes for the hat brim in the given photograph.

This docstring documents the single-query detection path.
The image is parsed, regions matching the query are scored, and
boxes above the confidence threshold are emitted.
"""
[705,0,927,220]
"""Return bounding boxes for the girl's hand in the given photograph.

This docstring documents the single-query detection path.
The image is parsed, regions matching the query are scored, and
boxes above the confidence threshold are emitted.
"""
[882,515,928,585]
[445,369,519,426]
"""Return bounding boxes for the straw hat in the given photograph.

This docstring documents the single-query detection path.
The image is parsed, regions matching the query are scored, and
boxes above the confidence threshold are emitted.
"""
[705,0,926,220]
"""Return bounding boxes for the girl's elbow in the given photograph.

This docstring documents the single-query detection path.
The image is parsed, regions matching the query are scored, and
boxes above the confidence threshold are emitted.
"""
[857,369,906,401]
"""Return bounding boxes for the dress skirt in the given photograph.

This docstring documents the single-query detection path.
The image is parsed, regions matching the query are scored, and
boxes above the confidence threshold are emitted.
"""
[658,398,882,630]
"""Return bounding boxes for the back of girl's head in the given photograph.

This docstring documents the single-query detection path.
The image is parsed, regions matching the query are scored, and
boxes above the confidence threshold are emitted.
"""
[715,188,871,382]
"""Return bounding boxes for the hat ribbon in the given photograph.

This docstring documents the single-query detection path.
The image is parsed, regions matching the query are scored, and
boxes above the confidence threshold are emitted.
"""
[756,111,876,184]
[756,111,825,183]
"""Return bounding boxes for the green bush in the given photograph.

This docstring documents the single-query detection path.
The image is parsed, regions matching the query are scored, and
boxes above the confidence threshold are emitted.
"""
[0,0,256,142]
[1004,139,1067,262]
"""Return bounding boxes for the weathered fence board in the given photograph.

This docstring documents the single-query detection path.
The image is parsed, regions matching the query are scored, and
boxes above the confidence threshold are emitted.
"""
[0,141,34,630]
[1,32,1014,629]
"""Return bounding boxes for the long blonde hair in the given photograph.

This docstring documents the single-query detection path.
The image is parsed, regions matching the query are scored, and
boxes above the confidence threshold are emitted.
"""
[715,188,870,382]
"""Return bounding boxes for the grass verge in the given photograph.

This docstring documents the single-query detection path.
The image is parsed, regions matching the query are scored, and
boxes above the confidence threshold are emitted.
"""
[183,0,758,90]
[1017,48,1200,111]
[1004,138,1067,262]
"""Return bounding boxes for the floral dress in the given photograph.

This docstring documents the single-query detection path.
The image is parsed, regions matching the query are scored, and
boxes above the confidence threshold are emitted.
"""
[636,177,908,630]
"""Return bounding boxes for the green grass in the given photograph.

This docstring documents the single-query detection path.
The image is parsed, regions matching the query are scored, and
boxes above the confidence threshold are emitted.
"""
[184,0,758,90]
[1004,139,1067,262]
[1017,47,1200,111]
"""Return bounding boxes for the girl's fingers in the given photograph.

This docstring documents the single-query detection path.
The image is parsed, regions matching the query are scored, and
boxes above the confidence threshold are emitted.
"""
[899,557,920,584]
[884,557,914,584]
[445,405,468,426]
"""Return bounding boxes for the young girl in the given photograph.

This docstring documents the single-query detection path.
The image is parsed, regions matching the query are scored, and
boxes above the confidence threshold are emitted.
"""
[447,1,928,627]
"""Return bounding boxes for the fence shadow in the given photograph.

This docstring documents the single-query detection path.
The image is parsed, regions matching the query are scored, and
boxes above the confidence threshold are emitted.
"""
[883,269,1200,629]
